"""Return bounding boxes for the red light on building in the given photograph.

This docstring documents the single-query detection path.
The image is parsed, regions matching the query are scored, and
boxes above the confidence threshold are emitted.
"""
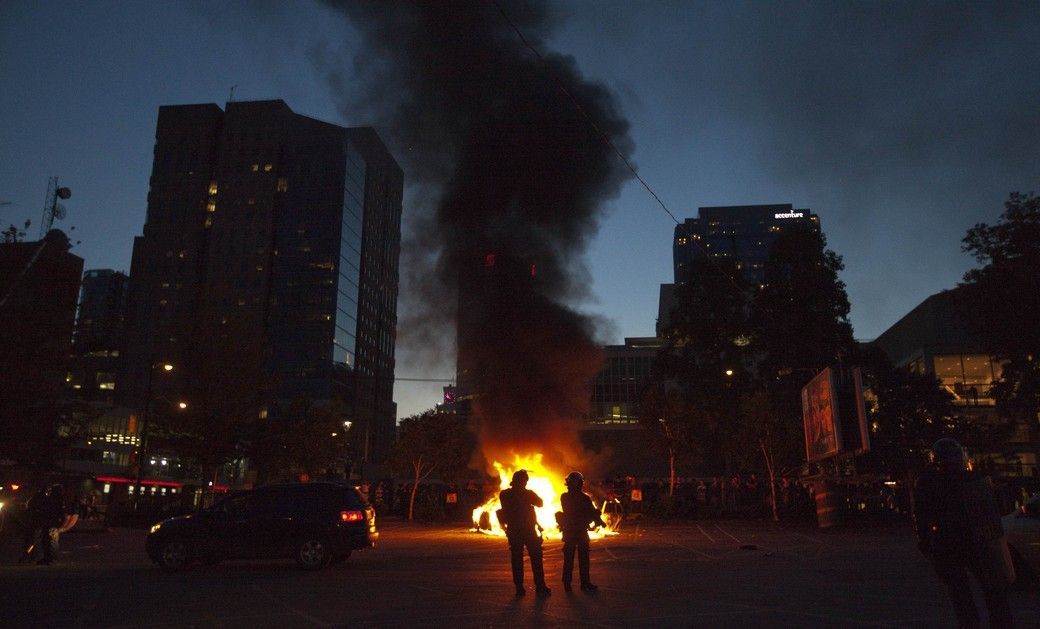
[530,264,537,277]
[484,253,496,267]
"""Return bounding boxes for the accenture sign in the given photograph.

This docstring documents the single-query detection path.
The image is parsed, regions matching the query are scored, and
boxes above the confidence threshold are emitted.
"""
[774,211,804,219]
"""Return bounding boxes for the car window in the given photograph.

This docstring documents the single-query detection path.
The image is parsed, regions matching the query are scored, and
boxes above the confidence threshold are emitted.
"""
[220,493,253,518]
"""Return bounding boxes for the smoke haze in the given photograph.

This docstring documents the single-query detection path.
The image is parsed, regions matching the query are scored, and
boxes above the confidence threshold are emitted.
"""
[319,1,633,469]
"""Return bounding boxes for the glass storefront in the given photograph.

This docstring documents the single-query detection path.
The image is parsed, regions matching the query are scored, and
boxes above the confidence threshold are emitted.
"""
[932,353,1003,405]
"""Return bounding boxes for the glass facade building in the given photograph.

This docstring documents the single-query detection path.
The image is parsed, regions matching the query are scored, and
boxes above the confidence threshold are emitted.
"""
[673,204,820,285]
[123,100,402,472]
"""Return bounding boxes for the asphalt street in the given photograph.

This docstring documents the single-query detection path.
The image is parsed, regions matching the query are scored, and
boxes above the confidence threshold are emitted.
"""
[0,519,1037,628]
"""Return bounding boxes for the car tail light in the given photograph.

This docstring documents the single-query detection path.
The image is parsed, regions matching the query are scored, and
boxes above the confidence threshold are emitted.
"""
[340,510,364,523]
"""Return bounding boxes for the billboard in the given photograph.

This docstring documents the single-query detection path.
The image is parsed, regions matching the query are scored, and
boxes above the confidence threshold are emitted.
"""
[801,366,871,463]
[801,368,841,462]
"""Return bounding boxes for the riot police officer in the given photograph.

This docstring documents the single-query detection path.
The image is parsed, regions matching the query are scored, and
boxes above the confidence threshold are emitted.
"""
[497,470,550,596]
[913,438,1015,628]
[559,471,604,592]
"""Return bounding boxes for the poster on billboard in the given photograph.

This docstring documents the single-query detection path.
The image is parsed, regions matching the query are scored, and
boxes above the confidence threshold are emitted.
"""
[801,368,843,462]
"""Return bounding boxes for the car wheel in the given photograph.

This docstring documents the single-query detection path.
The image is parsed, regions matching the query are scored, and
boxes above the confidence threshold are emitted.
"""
[157,539,191,571]
[329,550,352,565]
[295,537,331,570]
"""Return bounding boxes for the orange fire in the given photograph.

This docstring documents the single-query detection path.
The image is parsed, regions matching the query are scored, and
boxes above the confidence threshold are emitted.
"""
[470,453,614,539]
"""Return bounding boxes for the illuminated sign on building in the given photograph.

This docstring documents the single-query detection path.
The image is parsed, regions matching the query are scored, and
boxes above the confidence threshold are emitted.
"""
[774,211,805,219]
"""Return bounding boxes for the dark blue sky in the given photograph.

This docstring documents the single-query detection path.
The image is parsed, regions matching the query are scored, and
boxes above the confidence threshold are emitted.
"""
[2,1,1038,417]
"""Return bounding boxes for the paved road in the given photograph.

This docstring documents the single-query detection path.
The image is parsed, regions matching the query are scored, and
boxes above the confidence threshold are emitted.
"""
[1,519,1036,628]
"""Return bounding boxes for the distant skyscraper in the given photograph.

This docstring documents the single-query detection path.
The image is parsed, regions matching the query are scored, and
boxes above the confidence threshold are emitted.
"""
[659,204,820,334]
[70,269,128,401]
[673,204,820,285]
[122,100,402,471]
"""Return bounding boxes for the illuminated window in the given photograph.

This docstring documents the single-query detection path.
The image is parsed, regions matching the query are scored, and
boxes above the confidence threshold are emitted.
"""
[207,201,216,212]
[204,216,213,228]
[208,181,218,195]
[247,198,256,205]
[259,407,268,419]
[277,177,288,192]
[251,164,259,172]
[263,164,273,172]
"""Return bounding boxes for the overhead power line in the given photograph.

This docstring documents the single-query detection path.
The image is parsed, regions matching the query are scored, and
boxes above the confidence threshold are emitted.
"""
[490,0,745,293]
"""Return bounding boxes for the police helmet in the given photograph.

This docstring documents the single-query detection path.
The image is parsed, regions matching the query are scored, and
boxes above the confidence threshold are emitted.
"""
[929,438,969,472]
[565,471,584,488]
[511,469,529,487]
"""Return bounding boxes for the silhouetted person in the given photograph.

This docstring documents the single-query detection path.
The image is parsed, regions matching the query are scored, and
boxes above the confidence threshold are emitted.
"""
[914,438,1015,629]
[25,484,64,564]
[559,471,604,592]
[497,469,550,596]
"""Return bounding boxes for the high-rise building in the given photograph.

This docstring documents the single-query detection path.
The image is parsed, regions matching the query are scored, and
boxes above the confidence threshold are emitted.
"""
[122,100,402,473]
[0,229,83,462]
[69,269,128,402]
[659,204,820,334]
[673,204,820,285]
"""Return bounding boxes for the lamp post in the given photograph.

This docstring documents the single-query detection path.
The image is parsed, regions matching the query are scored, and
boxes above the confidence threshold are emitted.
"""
[130,361,184,510]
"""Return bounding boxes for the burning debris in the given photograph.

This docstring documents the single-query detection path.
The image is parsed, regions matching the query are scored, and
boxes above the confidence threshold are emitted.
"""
[471,453,615,539]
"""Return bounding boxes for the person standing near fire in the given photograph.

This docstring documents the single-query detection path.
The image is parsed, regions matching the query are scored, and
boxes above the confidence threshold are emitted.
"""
[559,471,604,592]
[913,438,1015,628]
[497,469,551,597]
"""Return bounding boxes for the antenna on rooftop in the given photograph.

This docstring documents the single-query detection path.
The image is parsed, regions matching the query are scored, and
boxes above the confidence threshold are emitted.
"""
[39,177,71,238]
[228,84,238,105]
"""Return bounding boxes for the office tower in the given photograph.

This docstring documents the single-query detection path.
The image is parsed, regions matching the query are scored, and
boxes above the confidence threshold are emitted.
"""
[69,269,128,402]
[0,229,83,461]
[659,204,820,335]
[122,100,402,471]
[673,204,820,285]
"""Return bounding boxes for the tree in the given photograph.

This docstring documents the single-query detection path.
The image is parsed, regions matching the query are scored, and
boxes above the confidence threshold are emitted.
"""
[959,192,1040,433]
[638,383,691,497]
[388,409,474,521]
[746,223,857,510]
[858,347,958,483]
[249,399,350,482]
[656,257,754,480]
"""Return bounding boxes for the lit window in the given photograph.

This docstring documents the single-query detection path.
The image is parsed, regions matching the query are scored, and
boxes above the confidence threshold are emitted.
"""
[277,177,288,192]
[259,407,268,419]
[102,484,110,494]
[251,164,259,172]
[247,198,256,205]
[263,164,273,172]
[256,264,263,271]
[207,201,216,212]
[208,181,218,195]
[204,216,213,228]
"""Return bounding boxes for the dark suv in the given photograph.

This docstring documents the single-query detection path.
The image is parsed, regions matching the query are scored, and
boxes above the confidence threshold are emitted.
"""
[146,482,377,570]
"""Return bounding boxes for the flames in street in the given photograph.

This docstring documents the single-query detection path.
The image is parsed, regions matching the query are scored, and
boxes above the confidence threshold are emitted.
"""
[471,453,615,540]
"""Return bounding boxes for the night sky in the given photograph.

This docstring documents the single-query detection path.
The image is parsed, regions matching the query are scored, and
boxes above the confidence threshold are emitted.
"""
[2,1,1038,418]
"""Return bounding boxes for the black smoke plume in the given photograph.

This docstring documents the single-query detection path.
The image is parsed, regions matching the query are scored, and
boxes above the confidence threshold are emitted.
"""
[320,1,633,468]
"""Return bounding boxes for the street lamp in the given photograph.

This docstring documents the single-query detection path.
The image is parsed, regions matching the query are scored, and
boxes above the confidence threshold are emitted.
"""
[130,360,185,510]
[725,369,734,377]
